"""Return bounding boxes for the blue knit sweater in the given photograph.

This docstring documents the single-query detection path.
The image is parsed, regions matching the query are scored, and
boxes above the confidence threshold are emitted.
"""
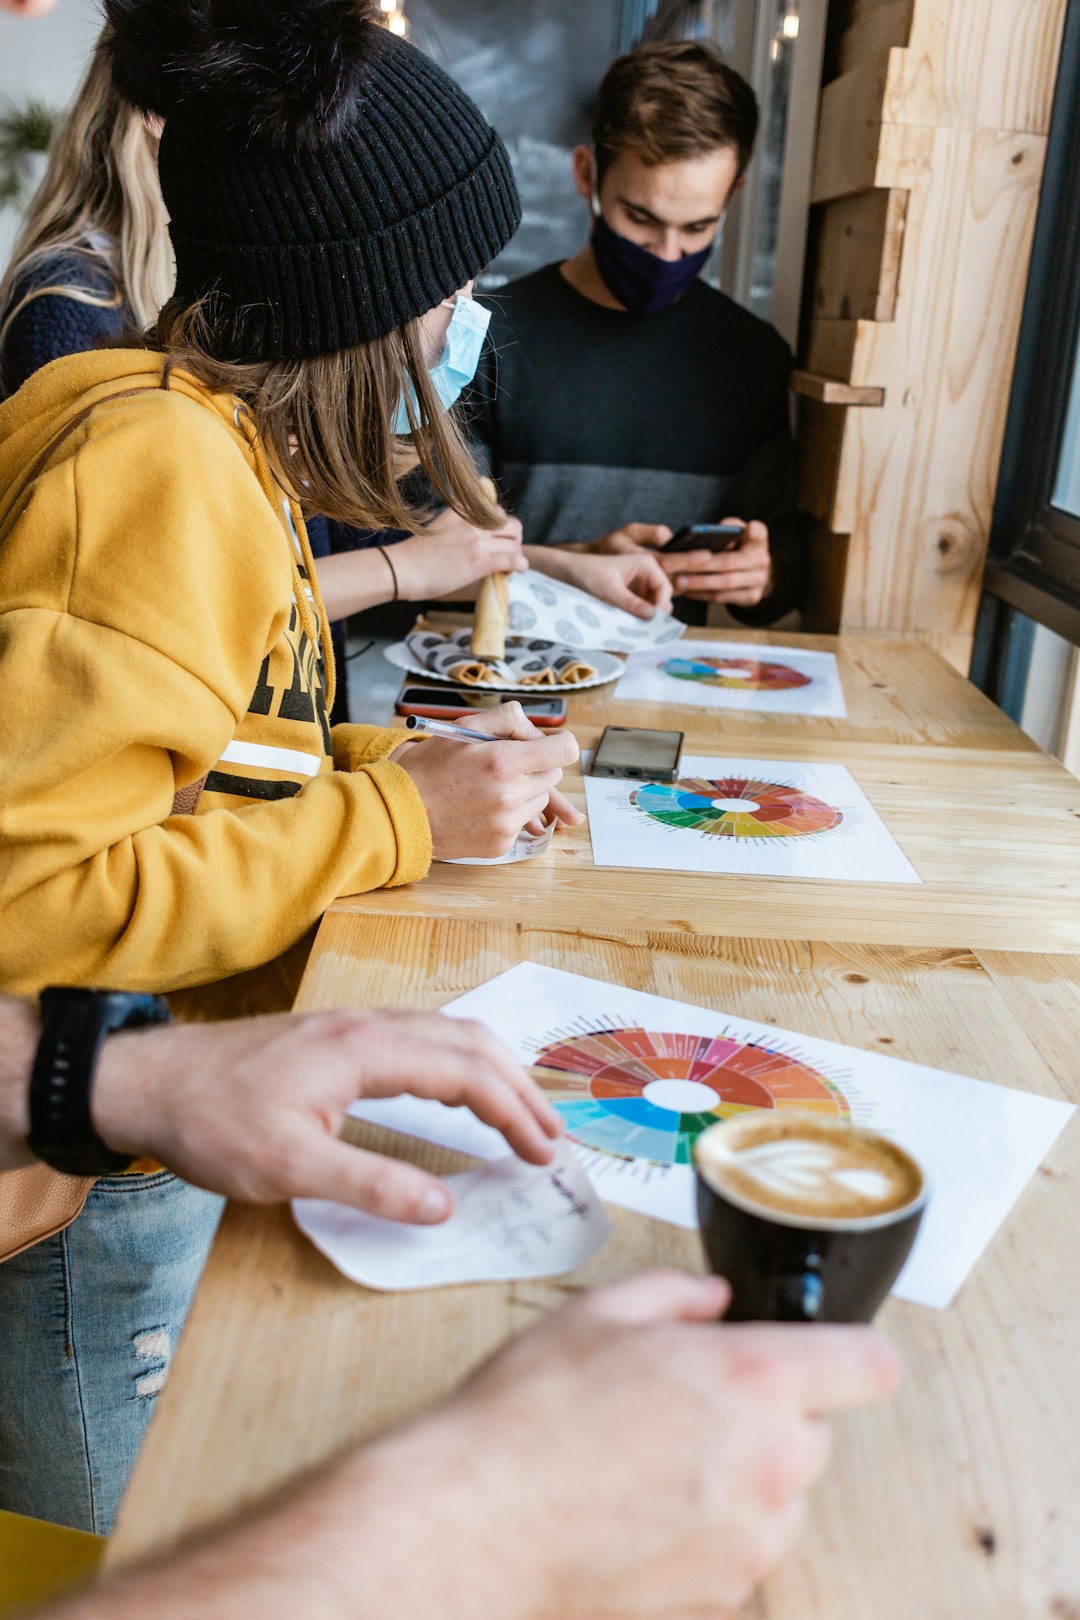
[0,249,126,401]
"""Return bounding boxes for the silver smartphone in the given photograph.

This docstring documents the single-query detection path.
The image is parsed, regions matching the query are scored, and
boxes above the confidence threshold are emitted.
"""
[590,725,685,784]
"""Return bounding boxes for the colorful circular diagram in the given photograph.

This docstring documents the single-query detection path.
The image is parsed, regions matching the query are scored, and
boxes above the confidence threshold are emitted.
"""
[632,777,843,839]
[662,655,812,690]
[534,1026,849,1166]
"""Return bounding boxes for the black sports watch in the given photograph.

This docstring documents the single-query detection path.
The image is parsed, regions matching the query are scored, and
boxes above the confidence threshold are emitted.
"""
[29,987,172,1176]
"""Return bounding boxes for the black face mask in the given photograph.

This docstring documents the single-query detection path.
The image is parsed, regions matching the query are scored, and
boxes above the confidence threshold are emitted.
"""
[590,203,715,314]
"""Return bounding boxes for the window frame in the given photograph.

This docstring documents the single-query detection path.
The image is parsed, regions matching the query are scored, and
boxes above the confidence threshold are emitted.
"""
[980,0,1080,648]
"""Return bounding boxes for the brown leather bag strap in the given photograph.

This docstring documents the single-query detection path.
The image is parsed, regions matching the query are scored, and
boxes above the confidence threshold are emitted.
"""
[170,775,207,817]
[0,1163,94,1264]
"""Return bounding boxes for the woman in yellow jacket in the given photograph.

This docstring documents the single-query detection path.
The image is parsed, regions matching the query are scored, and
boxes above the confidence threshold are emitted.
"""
[0,0,579,1533]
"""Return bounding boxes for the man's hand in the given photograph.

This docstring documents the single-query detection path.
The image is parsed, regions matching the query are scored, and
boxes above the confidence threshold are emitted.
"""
[394,701,584,858]
[91,1007,564,1222]
[394,507,528,602]
[348,1269,899,1620]
[528,547,673,620]
[660,517,774,606]
[588,517,775,607]
[47,1270,897,1620]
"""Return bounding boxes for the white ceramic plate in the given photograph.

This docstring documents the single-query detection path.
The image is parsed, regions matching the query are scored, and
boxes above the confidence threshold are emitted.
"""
[382,639,625,693]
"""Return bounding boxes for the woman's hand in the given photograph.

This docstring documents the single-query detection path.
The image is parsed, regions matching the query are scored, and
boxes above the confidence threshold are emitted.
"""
[394,508,528,602]
[526,546,673,620]
[394,701,584,858]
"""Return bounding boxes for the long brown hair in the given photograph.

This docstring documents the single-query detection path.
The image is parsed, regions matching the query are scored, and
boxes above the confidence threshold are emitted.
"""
[154,296,501,534]
[0,31,172,389]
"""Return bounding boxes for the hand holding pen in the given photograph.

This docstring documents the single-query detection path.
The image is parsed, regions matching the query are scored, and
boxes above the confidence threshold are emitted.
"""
[391,700,584,860]
[405,715,502,743]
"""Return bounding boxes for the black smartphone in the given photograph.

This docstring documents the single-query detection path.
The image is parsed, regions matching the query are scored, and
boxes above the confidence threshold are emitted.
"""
[665,522,745,555]
[590,725,684,783]
[395,684,568,727]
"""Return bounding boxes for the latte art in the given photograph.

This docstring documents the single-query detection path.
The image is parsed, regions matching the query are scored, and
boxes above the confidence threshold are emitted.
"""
[695,1113,923,1223]
[728,1141,896,1208]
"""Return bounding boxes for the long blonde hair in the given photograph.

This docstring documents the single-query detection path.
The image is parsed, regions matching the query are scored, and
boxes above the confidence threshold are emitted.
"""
[0,31,172,387]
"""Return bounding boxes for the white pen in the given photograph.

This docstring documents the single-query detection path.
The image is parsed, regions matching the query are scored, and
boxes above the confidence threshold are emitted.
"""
[404,714,501,743]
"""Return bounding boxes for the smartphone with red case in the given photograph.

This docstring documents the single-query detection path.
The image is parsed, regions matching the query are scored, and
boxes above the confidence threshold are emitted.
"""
[395,684,569,727]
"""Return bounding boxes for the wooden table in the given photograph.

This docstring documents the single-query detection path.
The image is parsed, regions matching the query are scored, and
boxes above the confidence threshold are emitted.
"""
[110,916,1080,1619]
[333,630,1080,953]
[334,726,1080,952]
[557,629,1037,752]
[108,634,1080,1616]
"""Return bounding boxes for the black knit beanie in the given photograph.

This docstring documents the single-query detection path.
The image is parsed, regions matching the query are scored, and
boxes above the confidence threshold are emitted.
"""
[104,0,521,358]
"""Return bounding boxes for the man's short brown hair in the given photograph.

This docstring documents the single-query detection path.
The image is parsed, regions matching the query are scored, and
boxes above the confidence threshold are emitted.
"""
[591,40,759,185]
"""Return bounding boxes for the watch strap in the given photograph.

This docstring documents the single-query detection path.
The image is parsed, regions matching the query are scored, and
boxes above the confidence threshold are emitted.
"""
[29,988,171,1177]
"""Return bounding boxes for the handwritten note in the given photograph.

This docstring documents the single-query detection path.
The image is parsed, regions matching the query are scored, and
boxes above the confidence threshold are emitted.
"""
[293,1140,611,1291]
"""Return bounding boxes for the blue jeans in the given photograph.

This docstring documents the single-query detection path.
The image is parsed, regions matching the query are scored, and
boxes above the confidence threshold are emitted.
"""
[0,1171,223,1533]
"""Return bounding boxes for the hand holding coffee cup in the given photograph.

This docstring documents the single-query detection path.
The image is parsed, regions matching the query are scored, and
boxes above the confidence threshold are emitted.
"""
[694,1113,927,1322]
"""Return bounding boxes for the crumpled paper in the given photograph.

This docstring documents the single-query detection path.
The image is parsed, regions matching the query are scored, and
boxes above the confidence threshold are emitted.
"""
[293,1139,610,1291]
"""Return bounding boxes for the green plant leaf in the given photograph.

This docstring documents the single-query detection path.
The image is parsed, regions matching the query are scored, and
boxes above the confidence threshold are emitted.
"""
[0,96,59,210]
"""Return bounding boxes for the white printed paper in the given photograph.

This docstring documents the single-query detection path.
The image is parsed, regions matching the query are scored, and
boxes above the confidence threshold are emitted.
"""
[293,1138,610,1291]
[583,754,920,885]
[614,638,847,717]
[508,570,684,652]
[372,963,1071,1310]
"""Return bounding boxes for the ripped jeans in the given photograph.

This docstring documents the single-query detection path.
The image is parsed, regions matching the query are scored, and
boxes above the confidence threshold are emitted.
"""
[0,1171,223,1533]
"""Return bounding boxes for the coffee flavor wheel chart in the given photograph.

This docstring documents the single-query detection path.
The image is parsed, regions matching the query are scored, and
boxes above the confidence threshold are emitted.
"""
[632,777,843,839]
[662,655,812,690]
[534,1027,850,1167]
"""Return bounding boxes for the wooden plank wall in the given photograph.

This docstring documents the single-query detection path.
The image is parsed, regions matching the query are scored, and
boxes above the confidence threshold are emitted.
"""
[795,0,1066,673]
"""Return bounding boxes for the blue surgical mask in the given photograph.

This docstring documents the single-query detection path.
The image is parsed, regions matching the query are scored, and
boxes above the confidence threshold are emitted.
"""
[590,186,717,314]
[392,293,491,435]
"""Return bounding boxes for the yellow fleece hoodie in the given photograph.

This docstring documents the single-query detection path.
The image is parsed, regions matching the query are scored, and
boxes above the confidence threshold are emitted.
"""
[0,350,432,1015]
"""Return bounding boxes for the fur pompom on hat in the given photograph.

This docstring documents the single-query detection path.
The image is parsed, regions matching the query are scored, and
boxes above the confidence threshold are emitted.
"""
[104,0,206,119]
[104,0,521,357]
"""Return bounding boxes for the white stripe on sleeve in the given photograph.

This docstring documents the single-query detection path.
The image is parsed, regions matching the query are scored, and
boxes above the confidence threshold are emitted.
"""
[218,739,323,778]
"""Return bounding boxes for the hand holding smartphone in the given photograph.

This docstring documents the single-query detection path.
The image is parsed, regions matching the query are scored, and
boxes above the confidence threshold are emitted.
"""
[660,519,772,606]
[664,522,745,556]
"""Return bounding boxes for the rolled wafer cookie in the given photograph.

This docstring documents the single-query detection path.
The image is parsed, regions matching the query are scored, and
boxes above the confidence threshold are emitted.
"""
[404,628,596,687]
[446,660,492,685]
[470,477,511,660]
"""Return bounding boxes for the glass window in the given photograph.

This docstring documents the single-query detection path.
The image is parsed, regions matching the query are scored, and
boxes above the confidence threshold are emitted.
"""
[1052,331,1080,520]
[977,0,1080,650]
[407,0,622,289]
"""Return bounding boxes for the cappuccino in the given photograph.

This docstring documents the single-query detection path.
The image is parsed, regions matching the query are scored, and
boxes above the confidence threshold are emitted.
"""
[694,1113,923,1225]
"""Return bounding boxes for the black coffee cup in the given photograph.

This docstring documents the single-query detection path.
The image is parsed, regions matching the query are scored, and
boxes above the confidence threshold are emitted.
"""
[693,1113,928,1323]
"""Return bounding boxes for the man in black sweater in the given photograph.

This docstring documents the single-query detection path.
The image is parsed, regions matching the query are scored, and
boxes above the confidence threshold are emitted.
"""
[469,40,805,627]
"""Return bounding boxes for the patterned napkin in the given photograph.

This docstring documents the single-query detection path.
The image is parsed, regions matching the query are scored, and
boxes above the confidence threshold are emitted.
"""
[405,627,597,687]
[507,571,684,652]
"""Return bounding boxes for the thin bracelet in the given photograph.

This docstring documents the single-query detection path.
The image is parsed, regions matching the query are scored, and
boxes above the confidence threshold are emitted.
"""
[377,545,399,602]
